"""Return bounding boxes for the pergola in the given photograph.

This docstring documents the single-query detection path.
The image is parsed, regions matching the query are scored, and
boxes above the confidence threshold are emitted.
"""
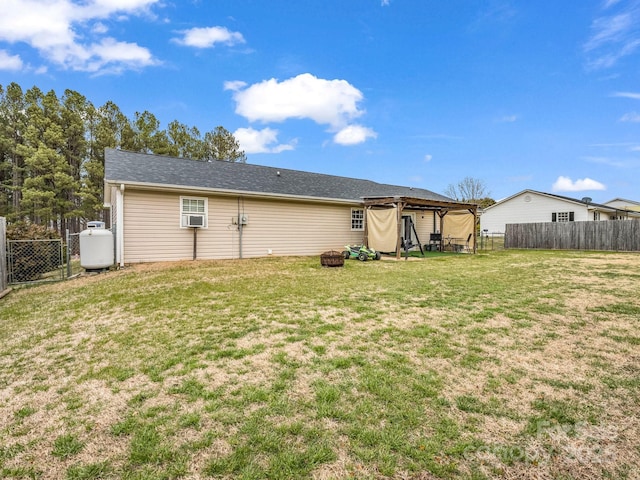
[362,196,479,259]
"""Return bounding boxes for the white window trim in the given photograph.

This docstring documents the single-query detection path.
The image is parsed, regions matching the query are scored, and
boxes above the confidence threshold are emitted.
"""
[180,196,208,228]
[351,208,365,231]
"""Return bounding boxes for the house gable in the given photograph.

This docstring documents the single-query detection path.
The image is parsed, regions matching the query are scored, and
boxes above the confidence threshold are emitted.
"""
[480,190,588,233]
[480,189,640,233]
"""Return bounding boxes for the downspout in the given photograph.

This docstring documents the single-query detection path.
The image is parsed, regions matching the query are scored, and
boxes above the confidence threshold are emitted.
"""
[237,197,244,259]
[117,184,125,267]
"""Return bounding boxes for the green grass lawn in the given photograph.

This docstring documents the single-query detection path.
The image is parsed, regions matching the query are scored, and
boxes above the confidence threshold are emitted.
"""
[0,250,638,479]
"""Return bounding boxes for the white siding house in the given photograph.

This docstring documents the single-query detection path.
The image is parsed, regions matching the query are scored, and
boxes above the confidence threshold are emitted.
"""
[603,198,640,213]
[480,190,640,233]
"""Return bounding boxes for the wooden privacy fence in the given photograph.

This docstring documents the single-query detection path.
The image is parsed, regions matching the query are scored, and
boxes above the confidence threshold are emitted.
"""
[505,220,640,251]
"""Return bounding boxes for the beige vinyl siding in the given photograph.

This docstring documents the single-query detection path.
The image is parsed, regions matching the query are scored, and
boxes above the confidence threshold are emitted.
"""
[239,197,363,257]
[407,209,438,243]
[122,189,364,263]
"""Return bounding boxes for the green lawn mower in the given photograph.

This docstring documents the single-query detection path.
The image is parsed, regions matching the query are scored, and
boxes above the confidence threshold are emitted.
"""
[343,244,382,261]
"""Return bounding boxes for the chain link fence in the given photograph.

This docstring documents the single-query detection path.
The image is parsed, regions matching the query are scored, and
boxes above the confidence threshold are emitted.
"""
[2,228,113,288]
[478,232,505,251]
[7,239,64,284]
[66,231,83,278]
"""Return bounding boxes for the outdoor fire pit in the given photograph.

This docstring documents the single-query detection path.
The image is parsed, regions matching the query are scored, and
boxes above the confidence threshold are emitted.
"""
[320,250,344,267]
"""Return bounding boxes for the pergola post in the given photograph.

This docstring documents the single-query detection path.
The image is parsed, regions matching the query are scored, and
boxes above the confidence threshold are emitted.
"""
[471,206,478,253]
[438,211,447,251]
[395,200,405,259]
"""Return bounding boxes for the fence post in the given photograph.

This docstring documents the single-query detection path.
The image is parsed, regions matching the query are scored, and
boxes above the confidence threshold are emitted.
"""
[0,217,7,294]
[66,229,71,279]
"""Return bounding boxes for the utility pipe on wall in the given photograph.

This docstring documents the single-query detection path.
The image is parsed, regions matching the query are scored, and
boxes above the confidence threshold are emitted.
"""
[192,227,197,260]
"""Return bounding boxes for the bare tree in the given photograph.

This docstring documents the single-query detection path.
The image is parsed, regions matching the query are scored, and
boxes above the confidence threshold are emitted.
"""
[444,177,492,205]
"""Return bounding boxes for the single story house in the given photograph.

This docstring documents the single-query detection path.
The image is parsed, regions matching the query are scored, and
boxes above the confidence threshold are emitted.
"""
[480,189,640,233]
[104,149,477,265]
[603,198,640,212]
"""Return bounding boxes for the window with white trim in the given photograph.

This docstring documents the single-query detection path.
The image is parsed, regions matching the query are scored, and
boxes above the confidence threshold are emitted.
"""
[552,211,574,223]
[180,196,207,228]
[351,208,364,230]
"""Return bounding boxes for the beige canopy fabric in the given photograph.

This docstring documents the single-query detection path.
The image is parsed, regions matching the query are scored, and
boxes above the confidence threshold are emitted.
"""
[367,207,397,252]
[442,211,475,246]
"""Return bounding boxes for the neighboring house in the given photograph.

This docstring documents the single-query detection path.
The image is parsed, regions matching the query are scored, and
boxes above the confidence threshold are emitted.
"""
[104,149,474,265]
[603,198,640,213]
[480,189,640,233]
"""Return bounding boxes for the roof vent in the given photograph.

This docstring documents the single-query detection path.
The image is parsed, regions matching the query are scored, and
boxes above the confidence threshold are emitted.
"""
[276,171,281,176]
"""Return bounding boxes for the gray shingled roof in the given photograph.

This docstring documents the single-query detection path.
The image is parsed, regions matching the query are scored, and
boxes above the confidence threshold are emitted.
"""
[105,149,454,203]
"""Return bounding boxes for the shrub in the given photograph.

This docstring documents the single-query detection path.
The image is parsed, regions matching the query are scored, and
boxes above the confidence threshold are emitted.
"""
[6,222,61,282]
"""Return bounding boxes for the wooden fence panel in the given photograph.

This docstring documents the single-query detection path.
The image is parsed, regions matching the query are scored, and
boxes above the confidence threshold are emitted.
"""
[505,220,640,251]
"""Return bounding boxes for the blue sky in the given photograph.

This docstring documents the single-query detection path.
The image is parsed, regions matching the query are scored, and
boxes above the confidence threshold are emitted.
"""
[1,0,639,202]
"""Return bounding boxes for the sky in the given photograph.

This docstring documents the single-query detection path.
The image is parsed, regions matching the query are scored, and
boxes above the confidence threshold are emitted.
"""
[1,0,639,203]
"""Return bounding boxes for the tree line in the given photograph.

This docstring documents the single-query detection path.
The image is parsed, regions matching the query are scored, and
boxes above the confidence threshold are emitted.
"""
[0,82,246,235]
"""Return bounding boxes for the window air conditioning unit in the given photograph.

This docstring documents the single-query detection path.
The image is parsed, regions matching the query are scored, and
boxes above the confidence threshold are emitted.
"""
[185,215,204,228]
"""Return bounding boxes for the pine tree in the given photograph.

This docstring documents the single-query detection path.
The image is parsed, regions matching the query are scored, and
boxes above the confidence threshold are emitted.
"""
[203,126,246,162]
[0,83,27,220]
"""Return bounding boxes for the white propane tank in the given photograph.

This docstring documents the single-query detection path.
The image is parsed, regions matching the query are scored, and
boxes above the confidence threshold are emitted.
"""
[80,223,114,271]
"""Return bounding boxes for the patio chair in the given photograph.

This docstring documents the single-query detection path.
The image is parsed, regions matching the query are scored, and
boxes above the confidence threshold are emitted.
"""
[429,233,442,251]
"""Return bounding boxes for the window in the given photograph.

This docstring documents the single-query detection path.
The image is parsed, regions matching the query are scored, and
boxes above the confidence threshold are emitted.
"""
[351,208,364,230]
[181,197,207,228]
[552,211,574,223]
[593,211,600,221]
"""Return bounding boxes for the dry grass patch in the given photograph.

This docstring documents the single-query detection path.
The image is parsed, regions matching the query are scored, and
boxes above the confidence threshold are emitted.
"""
[0,250,638,479]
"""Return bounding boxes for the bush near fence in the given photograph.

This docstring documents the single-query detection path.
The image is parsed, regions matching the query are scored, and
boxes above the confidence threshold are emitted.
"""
[6,222,63,283]
[505,220,640,251]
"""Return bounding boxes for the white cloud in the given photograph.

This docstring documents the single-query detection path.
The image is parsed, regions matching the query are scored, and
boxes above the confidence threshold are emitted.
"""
[233,127,296,154]
[223,80,247,91]
[497,114,518,123]
[172,26,245,48]
[424,154,433,162]
[583,156,629,168]
[227,73,376,147]
[620,111,640,122]
[552,176,606,192]
[584,2,640,69]
[228,73,366,128]
[612,91,640,99]
[0,49,23,70]
[333,125,377,146]
[92,22,109,34]
[0,0,161,73]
